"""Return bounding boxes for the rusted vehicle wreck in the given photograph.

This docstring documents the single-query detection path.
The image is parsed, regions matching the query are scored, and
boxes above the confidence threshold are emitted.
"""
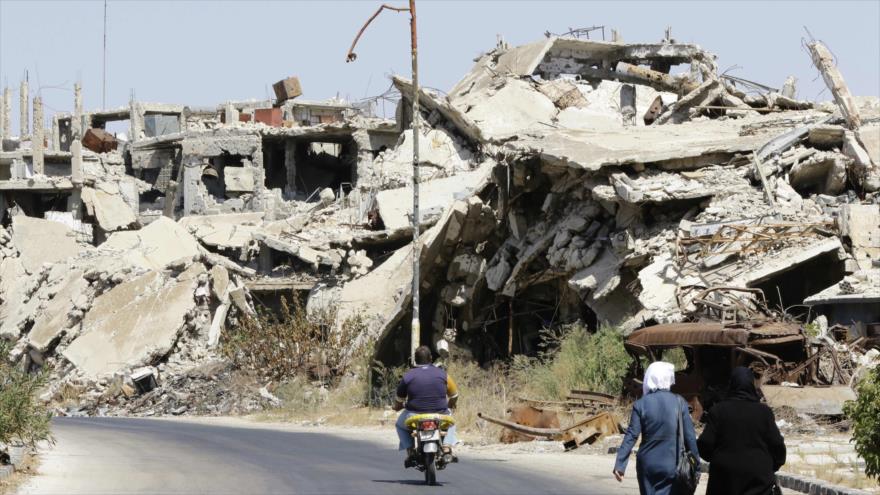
[624,289,857,419]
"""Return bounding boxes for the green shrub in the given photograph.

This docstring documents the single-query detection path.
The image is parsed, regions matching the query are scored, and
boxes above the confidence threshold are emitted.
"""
[0,344,52,448]
[844,366,880,478]
[510,323,632,400]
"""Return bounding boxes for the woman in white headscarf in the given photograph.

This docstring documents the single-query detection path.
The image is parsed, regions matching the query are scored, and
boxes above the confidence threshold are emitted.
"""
[613,361,700,495]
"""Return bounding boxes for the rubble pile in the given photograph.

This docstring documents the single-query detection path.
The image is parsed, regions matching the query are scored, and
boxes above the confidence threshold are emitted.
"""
[0,31,878,415]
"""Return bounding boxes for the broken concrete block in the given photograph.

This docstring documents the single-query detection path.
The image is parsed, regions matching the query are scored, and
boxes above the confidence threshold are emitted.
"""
[210,265,230,302]
[179,212,264,251]
[376,164,491,232]
[319,187,335,206]
[485,258,512,292]
[100,216,201,271]
[272,76,303,102]
[537,79,588,110]
[843,131,879,192]
[789,152,851,195]
[27,269,89,353]
[808,125,845,148]
[11,215,92,274]
[447,254,486,285]
[81,184,138,232]
[508,211,528,240]
[224,167,256,193]
[62,265,203,379]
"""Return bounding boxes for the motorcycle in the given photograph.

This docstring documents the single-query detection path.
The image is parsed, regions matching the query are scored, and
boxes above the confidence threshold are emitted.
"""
[404,413,457,485]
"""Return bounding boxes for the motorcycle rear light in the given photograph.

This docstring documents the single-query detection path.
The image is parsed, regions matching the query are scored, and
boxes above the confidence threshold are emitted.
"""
[420,420,438,430]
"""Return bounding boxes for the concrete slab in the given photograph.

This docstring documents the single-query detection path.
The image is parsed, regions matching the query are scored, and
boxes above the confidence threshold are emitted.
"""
[11,215,92,274]
[81,184,137,232]
[27,269,89,352]
[100,217,201,270]
[179,212,264,250]
[62,266,201,379]
[375,162,493,232]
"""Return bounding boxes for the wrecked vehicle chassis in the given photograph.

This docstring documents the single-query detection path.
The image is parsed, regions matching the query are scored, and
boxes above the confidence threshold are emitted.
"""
[623,320,835,420]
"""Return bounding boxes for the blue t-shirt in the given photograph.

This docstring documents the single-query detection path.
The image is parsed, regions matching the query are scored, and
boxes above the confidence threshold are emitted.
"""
[396,364,452,412]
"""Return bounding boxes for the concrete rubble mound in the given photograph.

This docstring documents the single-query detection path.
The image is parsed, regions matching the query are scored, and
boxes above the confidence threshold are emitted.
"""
[0,30,878,417]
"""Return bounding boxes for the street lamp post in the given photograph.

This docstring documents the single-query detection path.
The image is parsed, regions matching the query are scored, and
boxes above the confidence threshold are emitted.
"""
[346,1,421,365]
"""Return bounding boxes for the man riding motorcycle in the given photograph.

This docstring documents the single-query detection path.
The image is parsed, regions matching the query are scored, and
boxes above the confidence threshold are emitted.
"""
[394,345,459,466]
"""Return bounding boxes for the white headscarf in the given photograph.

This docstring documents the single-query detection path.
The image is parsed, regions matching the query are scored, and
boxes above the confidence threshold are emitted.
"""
[643,361,676,397]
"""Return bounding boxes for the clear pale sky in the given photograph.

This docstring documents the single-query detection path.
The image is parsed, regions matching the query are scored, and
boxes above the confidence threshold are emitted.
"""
[1,0,878,132]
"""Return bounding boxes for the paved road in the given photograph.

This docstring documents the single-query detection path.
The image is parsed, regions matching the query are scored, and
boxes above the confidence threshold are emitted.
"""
[18,417,597,495]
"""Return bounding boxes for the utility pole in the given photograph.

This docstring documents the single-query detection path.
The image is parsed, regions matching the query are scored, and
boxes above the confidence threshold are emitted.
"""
[346,1,421,365]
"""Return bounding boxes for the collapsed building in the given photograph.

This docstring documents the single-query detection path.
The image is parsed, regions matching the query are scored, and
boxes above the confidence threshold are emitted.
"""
[0,32,878,415]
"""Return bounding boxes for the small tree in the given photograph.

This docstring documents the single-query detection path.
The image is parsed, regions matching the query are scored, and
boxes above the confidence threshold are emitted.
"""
[0,343,52,448]
[844,366,880,478]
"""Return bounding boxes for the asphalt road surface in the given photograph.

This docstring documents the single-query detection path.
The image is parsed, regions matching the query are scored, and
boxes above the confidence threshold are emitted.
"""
[18,417,597,495]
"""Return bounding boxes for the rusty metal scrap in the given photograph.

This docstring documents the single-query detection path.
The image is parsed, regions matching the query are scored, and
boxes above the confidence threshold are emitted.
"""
[478,410,622,451]
[676,221,834,266]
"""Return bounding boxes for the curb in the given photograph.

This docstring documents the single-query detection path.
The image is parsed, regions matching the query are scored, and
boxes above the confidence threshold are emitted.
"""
[776,472,875,495]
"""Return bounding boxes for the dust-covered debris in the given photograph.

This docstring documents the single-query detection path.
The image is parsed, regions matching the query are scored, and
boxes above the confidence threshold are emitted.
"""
[0,29,878,420]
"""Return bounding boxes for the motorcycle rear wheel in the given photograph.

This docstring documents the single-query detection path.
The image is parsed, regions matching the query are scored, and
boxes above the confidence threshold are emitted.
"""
[424,452,437,485]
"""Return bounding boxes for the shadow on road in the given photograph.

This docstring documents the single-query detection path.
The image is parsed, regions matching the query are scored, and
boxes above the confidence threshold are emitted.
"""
[373,479,446,487]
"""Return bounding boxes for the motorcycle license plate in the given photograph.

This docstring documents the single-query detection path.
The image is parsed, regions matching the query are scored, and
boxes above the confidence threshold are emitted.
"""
[419,430,440,442]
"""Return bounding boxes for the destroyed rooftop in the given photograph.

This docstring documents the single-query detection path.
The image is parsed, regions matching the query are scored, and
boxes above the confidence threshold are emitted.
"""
[0,32,878,414]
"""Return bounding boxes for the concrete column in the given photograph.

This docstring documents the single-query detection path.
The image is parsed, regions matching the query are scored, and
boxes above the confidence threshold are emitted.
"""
[32,96,44,175]
[284,139,297,197]
[71,83,83,187]
[1,87,10,142]
[130,100,144,141]
[19,80,29,139]
[224,103,238,125]
[51,115,61,151]
[0,88,5,140]
[620,84,636,127]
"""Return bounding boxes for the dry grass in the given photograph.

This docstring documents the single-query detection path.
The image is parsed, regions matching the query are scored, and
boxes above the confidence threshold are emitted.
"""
[255,322,633,446]
[0,451,40,495]
[784,444,880,491]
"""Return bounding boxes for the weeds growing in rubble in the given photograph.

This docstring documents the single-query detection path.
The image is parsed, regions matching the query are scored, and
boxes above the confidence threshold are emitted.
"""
[0,343,52,448]
[254,320,634,446]
[509,323,632,400]
[221,296,369,383]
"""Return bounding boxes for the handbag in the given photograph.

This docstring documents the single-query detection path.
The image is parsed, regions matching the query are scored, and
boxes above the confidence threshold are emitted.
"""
[674,399,700,494]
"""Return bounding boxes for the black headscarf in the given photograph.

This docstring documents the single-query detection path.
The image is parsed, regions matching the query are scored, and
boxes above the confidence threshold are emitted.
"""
[728,366,761,402]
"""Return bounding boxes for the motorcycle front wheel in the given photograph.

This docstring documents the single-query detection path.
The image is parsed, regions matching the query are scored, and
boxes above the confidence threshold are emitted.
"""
[424,452,436,485]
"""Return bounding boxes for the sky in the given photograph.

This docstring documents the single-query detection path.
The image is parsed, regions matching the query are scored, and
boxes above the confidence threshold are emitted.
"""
[1,0,879,132]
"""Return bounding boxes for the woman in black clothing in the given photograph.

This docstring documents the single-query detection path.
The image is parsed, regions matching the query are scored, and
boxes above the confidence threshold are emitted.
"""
[697,367,786,495]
